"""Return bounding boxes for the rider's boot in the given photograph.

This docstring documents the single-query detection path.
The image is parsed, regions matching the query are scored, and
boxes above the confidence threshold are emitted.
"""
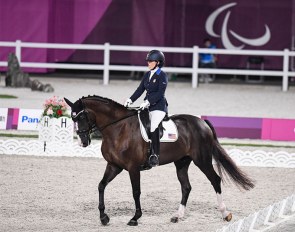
[149,128,160,167]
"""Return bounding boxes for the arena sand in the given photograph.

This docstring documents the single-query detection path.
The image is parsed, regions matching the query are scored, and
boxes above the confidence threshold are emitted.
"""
[0,155,294,232]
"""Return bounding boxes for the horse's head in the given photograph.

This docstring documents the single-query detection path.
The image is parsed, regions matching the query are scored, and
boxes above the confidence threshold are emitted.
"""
[64,97,96,147]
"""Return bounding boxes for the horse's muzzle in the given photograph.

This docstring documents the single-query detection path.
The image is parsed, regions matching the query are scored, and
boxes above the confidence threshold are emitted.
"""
[78,133,91,147]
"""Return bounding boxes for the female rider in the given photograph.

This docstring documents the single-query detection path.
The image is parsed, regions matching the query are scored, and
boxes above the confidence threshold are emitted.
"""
[124,50,168,167]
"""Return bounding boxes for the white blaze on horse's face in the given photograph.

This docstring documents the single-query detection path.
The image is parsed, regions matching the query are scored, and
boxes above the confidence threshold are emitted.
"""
[76,129,83,147]
[77,136,83,147]
[72,111,92,147]
[72,113,83,146]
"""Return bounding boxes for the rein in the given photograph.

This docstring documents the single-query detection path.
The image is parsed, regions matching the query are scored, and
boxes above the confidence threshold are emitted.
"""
[98,111,138,132]
[73,108,138,133]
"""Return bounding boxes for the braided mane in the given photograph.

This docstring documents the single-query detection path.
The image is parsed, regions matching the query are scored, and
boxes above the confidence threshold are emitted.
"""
[81,95,128,110]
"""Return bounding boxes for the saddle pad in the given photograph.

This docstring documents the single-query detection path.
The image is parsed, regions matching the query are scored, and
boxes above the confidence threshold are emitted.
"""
[138,114,178,143]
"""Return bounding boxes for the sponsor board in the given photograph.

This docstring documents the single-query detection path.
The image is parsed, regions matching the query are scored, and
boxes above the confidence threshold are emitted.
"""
[0,108,8,129]
[17,109,43,130]
[1,107,295,141]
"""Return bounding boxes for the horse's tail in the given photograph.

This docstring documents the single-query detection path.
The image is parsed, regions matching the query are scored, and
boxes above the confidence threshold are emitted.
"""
[204,119,255,191]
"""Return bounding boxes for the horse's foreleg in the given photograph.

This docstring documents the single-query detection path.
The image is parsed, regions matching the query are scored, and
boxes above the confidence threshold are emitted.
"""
[98,163,122,225]
[171,157,192,223]
[127,168,142,226]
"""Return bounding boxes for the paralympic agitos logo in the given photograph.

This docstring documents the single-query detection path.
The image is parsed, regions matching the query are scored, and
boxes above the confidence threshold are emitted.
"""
[205,2,271,49]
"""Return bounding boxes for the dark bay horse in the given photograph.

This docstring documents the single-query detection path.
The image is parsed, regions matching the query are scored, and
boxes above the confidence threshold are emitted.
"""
[64,95,254,226]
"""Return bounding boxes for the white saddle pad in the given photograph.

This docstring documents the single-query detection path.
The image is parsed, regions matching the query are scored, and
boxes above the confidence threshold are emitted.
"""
[138,114,178,143]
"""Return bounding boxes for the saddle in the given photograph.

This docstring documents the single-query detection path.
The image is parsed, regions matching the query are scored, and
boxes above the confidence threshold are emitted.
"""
[138,109,178,143]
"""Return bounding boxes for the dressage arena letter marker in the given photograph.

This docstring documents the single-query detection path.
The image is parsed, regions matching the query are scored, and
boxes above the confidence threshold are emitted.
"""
[44,117,49,127]
[61,118,67,128]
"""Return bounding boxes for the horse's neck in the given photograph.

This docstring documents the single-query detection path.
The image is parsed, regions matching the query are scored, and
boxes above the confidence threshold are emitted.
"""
[87,101,130,126]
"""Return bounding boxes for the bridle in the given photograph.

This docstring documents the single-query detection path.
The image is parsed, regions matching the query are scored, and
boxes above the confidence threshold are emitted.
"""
[72,109,97,135]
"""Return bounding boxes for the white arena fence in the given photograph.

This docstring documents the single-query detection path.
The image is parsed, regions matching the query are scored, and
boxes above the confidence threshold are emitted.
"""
[0,139,295,168]
[216,194,295,232]
[0,40,295,91]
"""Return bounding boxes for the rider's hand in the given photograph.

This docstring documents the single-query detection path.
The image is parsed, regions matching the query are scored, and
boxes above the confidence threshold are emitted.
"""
[124,98,132,107]
[139,100,150,110]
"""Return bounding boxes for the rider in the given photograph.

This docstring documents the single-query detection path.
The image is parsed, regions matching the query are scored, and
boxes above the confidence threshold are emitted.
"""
[124,50,168,167]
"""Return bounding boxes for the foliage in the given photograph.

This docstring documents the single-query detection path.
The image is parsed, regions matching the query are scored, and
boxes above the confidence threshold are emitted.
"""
[42,96,70,119]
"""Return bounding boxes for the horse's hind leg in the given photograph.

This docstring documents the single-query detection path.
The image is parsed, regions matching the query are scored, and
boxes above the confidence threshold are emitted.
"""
[98,163,123,225]
[196,162,232,221]
[171,157,192,223]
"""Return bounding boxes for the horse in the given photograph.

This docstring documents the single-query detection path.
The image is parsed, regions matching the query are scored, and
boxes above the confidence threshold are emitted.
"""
[64,95,254,226]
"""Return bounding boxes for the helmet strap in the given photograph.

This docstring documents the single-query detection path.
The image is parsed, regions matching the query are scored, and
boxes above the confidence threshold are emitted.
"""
[152,61,159,70]
[151,61,159,70]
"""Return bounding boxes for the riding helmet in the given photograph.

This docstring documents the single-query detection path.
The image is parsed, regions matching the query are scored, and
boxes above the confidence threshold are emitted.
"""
[146,50,165,68]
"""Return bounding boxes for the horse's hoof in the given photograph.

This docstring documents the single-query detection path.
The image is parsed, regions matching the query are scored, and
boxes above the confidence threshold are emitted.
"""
[224,213,232,222]
[127,219,138,226]
[171,217,179,223]
[100,214,110,225]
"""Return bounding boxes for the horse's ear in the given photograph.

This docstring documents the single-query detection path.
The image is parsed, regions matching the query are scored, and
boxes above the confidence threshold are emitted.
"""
[64,97,74,108]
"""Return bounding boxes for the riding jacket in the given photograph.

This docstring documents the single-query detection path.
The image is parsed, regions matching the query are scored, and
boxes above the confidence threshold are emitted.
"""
[130,68,168,113]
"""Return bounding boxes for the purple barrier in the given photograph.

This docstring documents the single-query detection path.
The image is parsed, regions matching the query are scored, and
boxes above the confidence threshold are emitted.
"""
[201,116,262,139]
[202,116,295,141]
[262,119,295,141]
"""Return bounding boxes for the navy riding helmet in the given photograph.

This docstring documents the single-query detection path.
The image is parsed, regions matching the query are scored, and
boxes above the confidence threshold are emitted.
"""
[146,50,165,68]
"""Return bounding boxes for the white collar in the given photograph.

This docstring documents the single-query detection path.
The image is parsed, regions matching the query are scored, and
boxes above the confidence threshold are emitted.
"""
[150,67,159,75]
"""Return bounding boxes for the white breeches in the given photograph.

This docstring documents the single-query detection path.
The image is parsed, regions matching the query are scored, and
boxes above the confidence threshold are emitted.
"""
[150,110,166,132]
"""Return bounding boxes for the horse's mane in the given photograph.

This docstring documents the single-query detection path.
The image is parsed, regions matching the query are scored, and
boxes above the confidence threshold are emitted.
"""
[81,95,133,111]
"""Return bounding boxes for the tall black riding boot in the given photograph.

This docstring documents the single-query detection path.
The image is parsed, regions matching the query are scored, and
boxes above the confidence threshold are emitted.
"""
[149,128,160,167]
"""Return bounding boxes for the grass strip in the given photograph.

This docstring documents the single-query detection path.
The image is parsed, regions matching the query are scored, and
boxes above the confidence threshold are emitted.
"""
[0,133,79,139]
[220,142,295,149]
[0,133,38,139]
[0,94,18,99]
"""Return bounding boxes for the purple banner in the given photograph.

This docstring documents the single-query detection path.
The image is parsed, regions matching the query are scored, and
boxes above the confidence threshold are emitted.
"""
[0,0,112,71]
[0,0,294,71]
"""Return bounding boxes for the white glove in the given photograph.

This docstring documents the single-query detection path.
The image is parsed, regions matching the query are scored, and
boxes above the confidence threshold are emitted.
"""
[139,100,150,110]
[124,98,132,107]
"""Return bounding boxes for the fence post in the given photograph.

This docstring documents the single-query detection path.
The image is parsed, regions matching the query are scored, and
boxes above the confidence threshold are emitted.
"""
[192,46,199,88]
[263,205,274,226]
[103,42,110,85]
[278,199,287,218]
[249,212,258,231]
[15,40,22,64]
[282,48,289,92]
[292,194,295,212]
